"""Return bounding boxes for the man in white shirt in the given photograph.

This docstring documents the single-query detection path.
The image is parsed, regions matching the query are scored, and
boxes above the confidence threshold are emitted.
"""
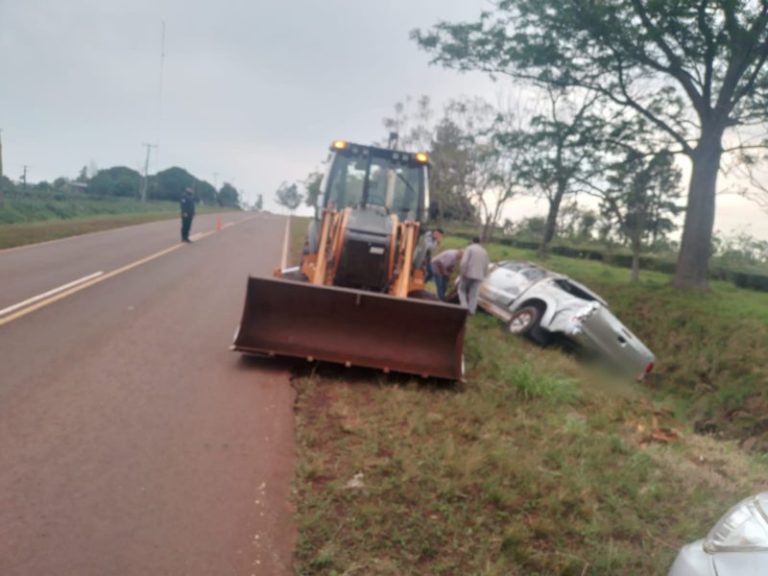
[458,237,490,314]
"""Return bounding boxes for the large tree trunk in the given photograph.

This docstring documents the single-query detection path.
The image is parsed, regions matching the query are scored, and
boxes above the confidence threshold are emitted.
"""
[481,197,507,242]
[674,127,723,290]
[538,185,565,257]
[481,221,491,242]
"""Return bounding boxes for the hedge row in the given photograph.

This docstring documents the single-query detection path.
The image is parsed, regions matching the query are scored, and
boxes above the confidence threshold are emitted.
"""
[451,232,768,293]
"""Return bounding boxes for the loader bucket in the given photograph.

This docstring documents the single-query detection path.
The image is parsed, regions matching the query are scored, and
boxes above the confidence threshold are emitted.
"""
[232,276,467,380]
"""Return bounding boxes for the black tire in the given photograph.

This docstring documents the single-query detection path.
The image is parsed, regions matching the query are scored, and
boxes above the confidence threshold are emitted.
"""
[508,304,549,346]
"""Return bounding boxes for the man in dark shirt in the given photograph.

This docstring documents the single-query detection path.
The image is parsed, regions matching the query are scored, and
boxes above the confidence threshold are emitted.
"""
[431,248,463,301]
[180,187,195,242]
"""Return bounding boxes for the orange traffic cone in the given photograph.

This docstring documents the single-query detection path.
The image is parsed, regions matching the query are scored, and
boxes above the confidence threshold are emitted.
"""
[216,216,222,231]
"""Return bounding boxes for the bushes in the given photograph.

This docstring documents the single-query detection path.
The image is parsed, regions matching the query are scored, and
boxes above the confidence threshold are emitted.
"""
[448,229,768,293]
[732,270,768,292]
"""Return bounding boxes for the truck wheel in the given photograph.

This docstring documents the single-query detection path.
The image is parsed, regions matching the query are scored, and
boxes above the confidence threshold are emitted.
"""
[508,305,549,346]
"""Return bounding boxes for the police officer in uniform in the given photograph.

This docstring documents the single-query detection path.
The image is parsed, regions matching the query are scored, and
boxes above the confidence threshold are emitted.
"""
[180,187,195,242]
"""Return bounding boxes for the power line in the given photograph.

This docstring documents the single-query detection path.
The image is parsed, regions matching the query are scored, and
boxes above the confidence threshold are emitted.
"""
[155,21,166,167]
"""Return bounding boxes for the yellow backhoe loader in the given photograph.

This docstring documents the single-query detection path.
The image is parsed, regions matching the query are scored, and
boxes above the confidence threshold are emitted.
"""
[232,140,467,380]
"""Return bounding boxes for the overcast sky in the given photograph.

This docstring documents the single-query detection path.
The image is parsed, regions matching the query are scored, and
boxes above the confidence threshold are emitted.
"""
[1,0,766,238]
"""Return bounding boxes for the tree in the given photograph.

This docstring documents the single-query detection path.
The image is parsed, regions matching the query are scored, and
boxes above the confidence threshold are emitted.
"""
[87,166,141,197]
[430,116,477,222]
[435,97,522,238]
[255,194,264,211]
[556,201,599,242]
[382,96,476,222]
[217,183,241,208]
[75,166,89,183]
[152,167,197,201]
[713,230,768,266]
[441,98,504,239]
[415,1,768,289]
[274,182,303,214]
[598,151,684,282]
[514,216,547,239]
[197,180,217,205]
[303,171,323,217]
[382,95,435,150]
[380,96,490,225]
[501,88,605,255]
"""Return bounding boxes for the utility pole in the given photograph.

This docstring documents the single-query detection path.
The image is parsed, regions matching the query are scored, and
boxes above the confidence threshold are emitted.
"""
[139,143,157,202]
[21,165,28,190]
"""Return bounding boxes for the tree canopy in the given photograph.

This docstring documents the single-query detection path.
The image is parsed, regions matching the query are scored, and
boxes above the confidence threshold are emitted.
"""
[415,0,768,288]
[217,183,241,208]
[274,182,303,213]
[151,167,198,202]
[303,171,323,216]
[87,166,141,198]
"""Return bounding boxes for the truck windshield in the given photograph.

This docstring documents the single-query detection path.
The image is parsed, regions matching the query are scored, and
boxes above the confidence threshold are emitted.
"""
[326,152,422,221]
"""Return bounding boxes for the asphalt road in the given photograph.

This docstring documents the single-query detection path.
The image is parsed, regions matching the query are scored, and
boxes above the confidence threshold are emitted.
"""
[0,212,296,576]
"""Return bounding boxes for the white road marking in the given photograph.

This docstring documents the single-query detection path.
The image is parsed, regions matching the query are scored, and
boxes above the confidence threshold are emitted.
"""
[0,272,104,317]
[0,214,259,327]
[0,244,184,327]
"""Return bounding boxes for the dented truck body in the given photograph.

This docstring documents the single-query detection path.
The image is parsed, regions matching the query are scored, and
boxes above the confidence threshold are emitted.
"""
[477,260,655,380]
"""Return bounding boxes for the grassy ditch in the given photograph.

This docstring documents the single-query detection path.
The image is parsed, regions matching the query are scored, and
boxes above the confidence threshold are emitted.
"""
[293,319,767,574]
[450,238,768,446]
[289,231,768,574]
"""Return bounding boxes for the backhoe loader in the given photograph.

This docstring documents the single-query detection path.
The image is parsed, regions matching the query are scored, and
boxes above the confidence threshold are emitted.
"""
[232,140,467,380]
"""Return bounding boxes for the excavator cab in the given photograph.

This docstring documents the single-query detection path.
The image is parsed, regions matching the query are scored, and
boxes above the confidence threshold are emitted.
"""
[323,141,427,220]
[306,141,430,292]
[232,141,467,380]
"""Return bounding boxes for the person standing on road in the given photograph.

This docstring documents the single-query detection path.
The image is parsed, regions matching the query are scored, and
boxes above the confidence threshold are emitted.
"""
[423,228,444,284]
[458,237,490,314]
[180,187,196,243]
[430,248,463,301]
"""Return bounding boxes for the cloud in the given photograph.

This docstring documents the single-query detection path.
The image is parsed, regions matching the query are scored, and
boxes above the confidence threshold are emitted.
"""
[0,0,494,203]
[3,0,766,235]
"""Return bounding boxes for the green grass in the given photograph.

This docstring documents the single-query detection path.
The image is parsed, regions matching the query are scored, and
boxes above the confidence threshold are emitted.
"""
[0,212,176,249]
[0,192,180,225]
[289,233,768,575]
[288,215,311,263]
[454,239,768,439]
[0,194,231,249]
[293,318,765,574]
